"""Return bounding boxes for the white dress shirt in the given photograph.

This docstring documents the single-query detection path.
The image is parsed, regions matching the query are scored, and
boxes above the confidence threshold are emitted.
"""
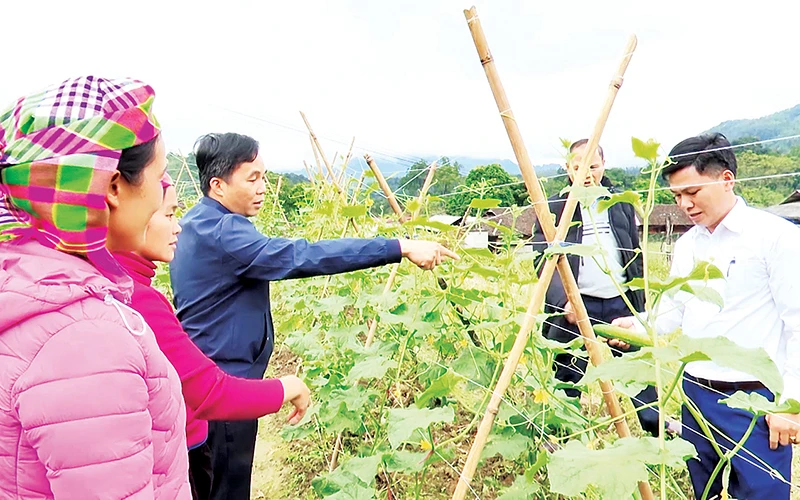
[652,197,800,402]
[577,201,629,298]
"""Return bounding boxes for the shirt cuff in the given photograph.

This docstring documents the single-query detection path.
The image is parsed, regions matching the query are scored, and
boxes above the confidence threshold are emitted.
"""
[387,239,403,264]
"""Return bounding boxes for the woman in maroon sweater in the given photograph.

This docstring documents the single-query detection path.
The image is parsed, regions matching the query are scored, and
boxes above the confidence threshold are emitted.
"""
[115,179,310,500]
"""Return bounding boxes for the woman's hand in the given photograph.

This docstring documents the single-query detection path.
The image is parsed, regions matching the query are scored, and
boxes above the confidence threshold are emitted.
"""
[280,375,311,425]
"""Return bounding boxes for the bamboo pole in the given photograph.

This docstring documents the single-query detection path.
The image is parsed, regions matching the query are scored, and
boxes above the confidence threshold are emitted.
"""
[416,162,437,208]
[309,134,324,177]
[453,8,648,500]
[330,161,437,471]
[303,161,316,186]
[172,155,186,197]
[351,172,366,204]
[301,111,340,185]
[338,136,356,185]
[274,176,283,210]
[177,149,202,200]
[330,152,339,183]
[364,154,406,221]
[343,171,367,235]
[364,162,436,347]
[363,264,401,348]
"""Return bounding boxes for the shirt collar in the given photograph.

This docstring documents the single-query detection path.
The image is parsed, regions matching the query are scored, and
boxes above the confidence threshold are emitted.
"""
[718,196,747,234]
[200,196,233,214]
[696,196,746,236]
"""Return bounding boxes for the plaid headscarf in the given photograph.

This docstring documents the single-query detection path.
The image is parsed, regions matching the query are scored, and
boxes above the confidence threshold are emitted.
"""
[0,76,161,287]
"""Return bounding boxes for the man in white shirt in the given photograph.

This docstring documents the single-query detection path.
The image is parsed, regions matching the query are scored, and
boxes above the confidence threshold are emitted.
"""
[532,139,660,436]
[611,133,800,499]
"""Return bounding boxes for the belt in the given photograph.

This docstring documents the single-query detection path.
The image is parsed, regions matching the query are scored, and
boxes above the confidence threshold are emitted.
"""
[688,375,766,393]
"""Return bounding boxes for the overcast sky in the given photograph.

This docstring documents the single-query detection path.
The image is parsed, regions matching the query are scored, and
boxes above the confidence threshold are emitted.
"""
[3,0,798,174]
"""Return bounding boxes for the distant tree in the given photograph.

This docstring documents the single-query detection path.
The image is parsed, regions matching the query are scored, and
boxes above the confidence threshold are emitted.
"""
[430,157,465,197]
[604,167,640,191]
[396,157,465,198]
[735,151,800,207]
[444,164,524,215]
[732,135,767,155]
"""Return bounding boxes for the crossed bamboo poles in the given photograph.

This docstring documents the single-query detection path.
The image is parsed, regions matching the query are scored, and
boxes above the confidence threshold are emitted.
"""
[300,12,651,497]
[452,7,652,500]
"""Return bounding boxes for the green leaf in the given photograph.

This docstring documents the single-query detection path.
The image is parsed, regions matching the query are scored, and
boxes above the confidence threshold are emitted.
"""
[329,385,376,413]
[383,450,429,473]
[548,437,695,498]
[483,219,515,238]
[497,473,540,499]
[342,204,368,218]
[325,324,366,350]
[528,449,550,477]
[325,486,375,500]
[558,185,611,207]
[469,197,502,209]
[543,243,600,258]
[533,333,585,353]
[583,334,785,398]
[348,355,397,382]
[280,404,320,440]
[341,455,383,484]
[684,260,725,281]
[597,191,644,219]
[452,345,497,387]
[446,287,494,309]
[720,391,786,416]
[386,406,455,449]
[312,468,375,499]
[580,356,655,396]
[461,248,495,259]
[675,336,784,397]
[464,262,503,279]
[627,261,723,294]
[632,137,661,162]
[679,282,724,309]
[318,200,337,216]
[405,198,422,214]
[481,431,530,461]
[416,371,460,407]
[403,216,457,232]
[311,294,355,316]
[545,393,590,433]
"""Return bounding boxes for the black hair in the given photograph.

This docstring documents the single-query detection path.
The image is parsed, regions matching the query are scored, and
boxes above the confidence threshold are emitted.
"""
[194,133,259,195]
[118,135,159,185]
[569,139,604,160]
[664,133,737,179]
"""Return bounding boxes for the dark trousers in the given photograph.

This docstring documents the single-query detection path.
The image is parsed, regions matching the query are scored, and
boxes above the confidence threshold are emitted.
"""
[682,376,791,499]
[550,294,661,436]
[206,419,259,500]
[189,442,213,500]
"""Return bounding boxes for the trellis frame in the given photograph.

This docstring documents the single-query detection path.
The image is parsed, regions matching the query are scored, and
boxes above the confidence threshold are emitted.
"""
[452,7,652,500]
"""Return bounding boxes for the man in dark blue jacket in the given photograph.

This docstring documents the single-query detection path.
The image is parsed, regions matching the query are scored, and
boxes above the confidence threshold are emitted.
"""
[532,139,660,436]
[170,132,456,500]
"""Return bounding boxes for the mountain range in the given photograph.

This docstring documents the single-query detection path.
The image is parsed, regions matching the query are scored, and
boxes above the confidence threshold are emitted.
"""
[702,104,800,152]
[278,103,800,179]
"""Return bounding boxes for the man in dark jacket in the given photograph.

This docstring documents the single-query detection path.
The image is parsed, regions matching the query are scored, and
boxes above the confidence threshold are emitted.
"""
[170,132,457,500]
[532,139,659,436]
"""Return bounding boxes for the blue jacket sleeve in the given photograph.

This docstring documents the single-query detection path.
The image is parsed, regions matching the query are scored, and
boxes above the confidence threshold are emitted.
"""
[219,214,403,281]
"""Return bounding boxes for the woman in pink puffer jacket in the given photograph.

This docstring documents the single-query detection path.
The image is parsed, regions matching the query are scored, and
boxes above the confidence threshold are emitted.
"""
[0,77,190,499]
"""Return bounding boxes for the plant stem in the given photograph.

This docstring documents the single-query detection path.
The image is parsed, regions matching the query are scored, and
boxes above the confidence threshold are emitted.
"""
[700,415,758,500]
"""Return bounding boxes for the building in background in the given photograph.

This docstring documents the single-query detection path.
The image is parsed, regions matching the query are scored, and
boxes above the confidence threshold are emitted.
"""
[764,190,800,224]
